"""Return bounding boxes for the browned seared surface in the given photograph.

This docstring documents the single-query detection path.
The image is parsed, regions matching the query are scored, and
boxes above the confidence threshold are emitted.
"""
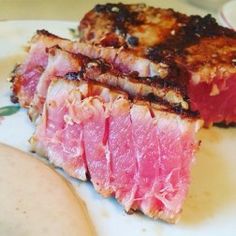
[79,3,236,82]
[10,30,192,113]
[79,3,188,53]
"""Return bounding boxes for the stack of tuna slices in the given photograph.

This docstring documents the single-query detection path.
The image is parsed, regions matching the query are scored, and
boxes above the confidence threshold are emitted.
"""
[10,3,236,223]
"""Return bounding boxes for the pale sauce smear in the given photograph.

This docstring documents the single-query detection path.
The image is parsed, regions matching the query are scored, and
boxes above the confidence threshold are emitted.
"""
[0,143,95,236]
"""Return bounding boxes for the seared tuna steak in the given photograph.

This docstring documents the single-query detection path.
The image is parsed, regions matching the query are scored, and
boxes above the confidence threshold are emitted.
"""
[79,3,236,125]
[31,78,201,223]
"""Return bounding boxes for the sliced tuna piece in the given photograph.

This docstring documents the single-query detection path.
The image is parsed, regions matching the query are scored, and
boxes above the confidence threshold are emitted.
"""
[11,30,72,107]
[129,103,161,215]
[151,108,198,221]
[72,42,168,78]
[31,80,87,180]
[67,83,128,195]
[184,36,236,124]
[76,97,111,195]
[53,121,87,180]
[31,77,201,223]
[11,33,188,121]
[129,102,199,222]
[108,97,137,209]
[28,46,85,121]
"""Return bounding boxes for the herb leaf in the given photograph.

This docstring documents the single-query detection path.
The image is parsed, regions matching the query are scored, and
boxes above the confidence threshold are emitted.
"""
[0,105,20,116]
[69,28,79,39]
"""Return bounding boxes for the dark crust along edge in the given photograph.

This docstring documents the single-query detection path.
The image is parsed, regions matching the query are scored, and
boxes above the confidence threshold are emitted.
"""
[11,29,197,120]
[89,3,236,59]
[56,47,196,118]
[12,28,190,109]
[56,75,199,120]
[147,14,236,63]
[214,122,236,128]
[50,46,190,104]
[36,29,68,41]
[93,3,145,38]
[144,93,199,119]
[81,3,236,90]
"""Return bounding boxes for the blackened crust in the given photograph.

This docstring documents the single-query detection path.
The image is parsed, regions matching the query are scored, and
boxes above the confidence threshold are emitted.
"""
[79,3,236,85]
[36,29,66,40]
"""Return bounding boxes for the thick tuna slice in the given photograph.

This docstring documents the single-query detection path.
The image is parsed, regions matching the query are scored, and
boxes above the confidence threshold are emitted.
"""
[31,79,87,180]
[108,97,137,210]
[72,42,168,78]
[74,97,112,195]
[129,102,200,222]
[129,103,161,214]
[31,77,201,223]
[28,46,85,121]
[53,121,87,180]
[152,108,199,222]
[11,42,47,108]
[11,30,72,107]
[11,30,188,114]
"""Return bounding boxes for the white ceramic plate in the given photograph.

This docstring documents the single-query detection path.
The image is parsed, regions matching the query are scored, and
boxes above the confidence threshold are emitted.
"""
[218,0,236,30]
[0,20,236,236]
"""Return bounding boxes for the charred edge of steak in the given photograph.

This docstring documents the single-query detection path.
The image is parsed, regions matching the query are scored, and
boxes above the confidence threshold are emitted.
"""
[48,46,93,81]
[147,14,236,63]
[86,66,194,118]
[214,122,236,128]
[127,36,139,47]
[10,94,19,104]
[9,63,21,96]
[36,29,68,41]
[86,58,111,73]
[60,49,190,107]
[65,71,83,81]
[144,92,199,119]
[95,74,197,119]
[61,75,198,119]
[55,47,187,97]
[91,3,189,48]
[9,64,20,82]
[140,62,190,95]
[94,3,143,46]
[79,54,188,97]
[9,64,21,104]
[99,33,124,48]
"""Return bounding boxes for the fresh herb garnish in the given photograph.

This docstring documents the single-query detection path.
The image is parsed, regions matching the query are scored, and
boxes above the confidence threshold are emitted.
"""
[69,28,80,39]
[0,105,20,116]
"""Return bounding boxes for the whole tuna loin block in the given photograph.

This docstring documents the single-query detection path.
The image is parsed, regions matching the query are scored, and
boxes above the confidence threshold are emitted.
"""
[78,3,236,125]
[31,77,201,223]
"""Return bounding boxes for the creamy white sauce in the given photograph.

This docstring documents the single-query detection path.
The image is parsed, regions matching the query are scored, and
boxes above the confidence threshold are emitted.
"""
[0,143,95,236]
